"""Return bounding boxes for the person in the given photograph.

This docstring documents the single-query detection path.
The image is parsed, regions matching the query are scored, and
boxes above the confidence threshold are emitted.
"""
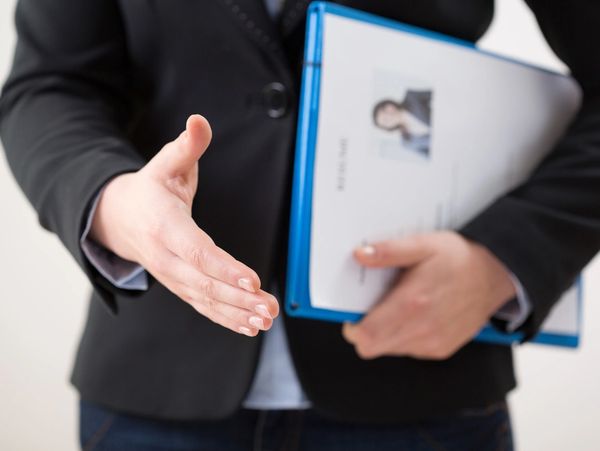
[372,91,432,156]
[1,1,599,450]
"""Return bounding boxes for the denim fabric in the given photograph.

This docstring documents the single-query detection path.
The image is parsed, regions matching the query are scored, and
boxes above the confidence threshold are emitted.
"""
[80,400,513,451]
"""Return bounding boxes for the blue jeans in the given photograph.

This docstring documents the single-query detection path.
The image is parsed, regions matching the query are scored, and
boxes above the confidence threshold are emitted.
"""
[80,400,513,451]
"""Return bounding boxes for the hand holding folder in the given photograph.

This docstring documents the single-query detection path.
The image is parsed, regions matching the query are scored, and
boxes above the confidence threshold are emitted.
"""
[342,231,523,360]
[285,2,583,348]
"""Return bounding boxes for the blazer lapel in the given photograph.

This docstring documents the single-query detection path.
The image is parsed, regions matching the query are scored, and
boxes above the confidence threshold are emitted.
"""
[218,0,284,53]
[280,0,312,35]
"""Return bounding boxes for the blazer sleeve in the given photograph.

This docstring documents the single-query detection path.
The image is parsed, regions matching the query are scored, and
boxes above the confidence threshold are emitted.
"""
[459,1,600,340]
[0,0,148,312]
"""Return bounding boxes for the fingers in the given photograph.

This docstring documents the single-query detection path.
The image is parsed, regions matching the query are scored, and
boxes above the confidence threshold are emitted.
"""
[344,320,432,360]
[162,214,262,293]
[342,285,475,361]
[172,257,278,319]
[343,286,421,353]
[148,248,278,336]
[353,234,437,268]
[183,284,273,336]
[194,302,260,337]
[146,114,212,179]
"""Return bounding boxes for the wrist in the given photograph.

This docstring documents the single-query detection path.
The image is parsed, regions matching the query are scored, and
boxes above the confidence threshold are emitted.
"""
[89,173,137,260]
[469,239,517,311]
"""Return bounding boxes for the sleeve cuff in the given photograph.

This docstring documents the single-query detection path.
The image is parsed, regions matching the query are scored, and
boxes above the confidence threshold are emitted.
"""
[80,188,148,290]
[492,272,532,333]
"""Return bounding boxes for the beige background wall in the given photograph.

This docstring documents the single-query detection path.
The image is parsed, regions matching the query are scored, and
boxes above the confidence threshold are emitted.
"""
[1,1,599,450]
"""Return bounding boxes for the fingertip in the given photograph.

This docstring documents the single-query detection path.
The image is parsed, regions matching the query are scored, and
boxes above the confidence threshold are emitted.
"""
[238,326,259,337]
[238,277,257,293]
[355,244,377,258]
[353,244,380,267]
[268,293,280,318]
[252,291,279,320]
[342,322,357,343]
[237,269,262,293]
[254,302,272,320]
[357,350,379,361]
[186,114,212,143]
[253,271,262,291]
[186,113,203,128]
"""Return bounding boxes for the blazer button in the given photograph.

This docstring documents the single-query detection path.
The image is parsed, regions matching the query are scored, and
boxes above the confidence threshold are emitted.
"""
[262,82,289,119]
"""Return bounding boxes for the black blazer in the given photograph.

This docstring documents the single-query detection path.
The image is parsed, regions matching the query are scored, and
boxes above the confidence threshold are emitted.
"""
[1,0,599,422]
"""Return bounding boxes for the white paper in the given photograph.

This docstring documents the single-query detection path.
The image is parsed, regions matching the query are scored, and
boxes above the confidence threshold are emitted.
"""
[308,13,582,337]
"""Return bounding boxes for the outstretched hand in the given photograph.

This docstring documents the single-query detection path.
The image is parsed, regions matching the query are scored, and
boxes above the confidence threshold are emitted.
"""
[90,115,279,336]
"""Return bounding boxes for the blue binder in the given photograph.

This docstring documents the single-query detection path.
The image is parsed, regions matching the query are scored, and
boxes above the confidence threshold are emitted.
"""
[285,1,582,348]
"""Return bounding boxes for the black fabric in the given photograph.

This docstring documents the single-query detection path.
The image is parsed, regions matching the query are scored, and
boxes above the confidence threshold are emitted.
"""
[1,0,599,422]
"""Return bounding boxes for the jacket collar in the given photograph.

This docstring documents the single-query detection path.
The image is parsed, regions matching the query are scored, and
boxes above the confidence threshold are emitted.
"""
[280,0,312,35]
[218,0,285,54]
[218,0,317,51]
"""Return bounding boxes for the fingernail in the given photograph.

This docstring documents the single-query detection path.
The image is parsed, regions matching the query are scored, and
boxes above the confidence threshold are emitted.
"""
[359,245,376,256]
[255,304,272,319]
[238,277,256,293]
[239,326,254,337]
[249,316,265,329]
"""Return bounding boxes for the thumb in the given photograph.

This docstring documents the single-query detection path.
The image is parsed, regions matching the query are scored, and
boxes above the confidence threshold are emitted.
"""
[353,234,435,268]
[146,114,212,179]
